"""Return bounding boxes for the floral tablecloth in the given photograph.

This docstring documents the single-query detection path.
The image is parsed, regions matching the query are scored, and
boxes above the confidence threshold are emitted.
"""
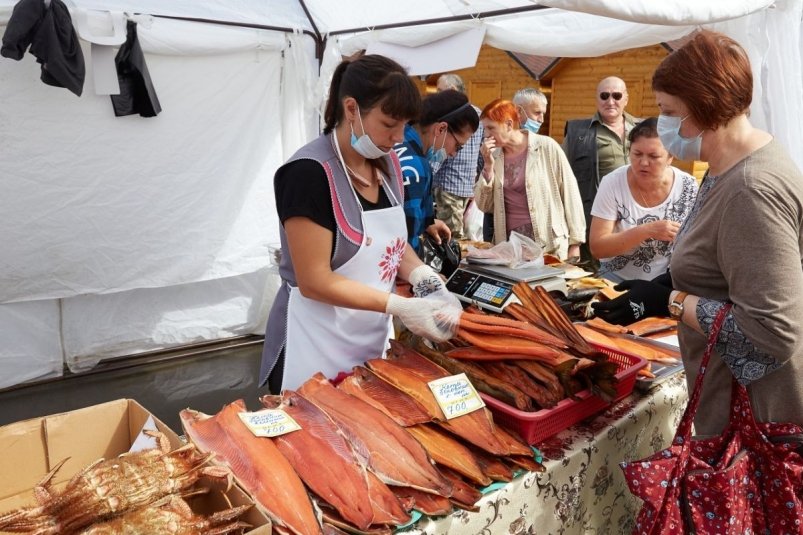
[404,373,689,535]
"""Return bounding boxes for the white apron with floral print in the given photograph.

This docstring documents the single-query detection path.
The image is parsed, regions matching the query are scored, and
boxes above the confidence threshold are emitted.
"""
[281,180,406,391]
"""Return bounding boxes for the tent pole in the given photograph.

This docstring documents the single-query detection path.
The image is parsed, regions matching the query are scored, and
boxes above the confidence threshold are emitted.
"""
[148,15,319,41]
[328,5,549,36]
[144,5,551,66]
[296,0,326,62]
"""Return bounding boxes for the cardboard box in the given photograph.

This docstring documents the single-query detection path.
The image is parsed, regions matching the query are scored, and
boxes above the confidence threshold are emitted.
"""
[0,399,271,534]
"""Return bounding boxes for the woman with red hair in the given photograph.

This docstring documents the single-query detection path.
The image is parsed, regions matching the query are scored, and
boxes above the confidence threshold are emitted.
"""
[475,98,585,259]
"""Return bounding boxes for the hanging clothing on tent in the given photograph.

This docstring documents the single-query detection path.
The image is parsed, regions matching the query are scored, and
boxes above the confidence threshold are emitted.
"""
[110,20,161,118]
[1,0,85,96]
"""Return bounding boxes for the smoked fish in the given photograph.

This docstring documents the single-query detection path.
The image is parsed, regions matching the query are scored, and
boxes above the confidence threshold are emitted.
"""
[260,391,375,530]
[298,373,452,498]
[179,401,322,535]
[368,341,510,456]
[337,366,431,427]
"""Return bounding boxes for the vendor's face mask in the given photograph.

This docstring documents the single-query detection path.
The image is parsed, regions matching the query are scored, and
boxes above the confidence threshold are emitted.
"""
[350,106,390,159]
[657,114,703,161]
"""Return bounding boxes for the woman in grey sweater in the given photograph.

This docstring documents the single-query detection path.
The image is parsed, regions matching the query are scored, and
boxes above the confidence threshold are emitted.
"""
[592,30,803,435]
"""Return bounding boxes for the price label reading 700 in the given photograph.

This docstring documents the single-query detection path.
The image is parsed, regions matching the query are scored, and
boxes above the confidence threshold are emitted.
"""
[428,373,485,420]
[238,409,302,438]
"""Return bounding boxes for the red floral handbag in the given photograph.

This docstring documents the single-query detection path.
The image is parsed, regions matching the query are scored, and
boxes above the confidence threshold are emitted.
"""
[621,303,803,534]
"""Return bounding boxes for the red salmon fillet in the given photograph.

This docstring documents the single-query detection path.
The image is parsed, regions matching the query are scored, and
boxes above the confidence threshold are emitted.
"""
[298,373,452,498]
[180,400,322,535]
[260,392,376,530]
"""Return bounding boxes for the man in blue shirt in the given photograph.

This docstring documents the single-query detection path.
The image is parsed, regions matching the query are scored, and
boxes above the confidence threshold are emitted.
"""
[432,74,484,240]
[393,90,479,255]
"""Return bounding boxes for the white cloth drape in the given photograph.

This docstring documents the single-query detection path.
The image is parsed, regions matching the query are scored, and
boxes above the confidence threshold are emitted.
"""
[0,20,284,303]
[0,16,317,388]
[711,0,803,173]
[281,31,319,160]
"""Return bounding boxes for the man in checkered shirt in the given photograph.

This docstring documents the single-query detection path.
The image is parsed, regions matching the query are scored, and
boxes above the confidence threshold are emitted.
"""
[432,73,484,240]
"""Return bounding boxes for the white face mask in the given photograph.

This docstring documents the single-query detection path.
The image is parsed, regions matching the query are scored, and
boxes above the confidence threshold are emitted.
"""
[350,106,390,159]
[657,114,703,161]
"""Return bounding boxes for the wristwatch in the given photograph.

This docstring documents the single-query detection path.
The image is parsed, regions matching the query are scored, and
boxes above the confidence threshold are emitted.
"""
[668,291,688,320]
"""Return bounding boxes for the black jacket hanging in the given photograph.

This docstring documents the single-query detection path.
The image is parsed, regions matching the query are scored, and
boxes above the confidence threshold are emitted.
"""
[110,20,161,117]
[1,0,85,96]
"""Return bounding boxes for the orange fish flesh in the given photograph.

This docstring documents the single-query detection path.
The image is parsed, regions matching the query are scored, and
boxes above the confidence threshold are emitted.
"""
[297,373,452,498]
[179,400,322,535]
[368,342,510,456]
[405,424,490,486]
[337,366,431,427]
[259,391,375,530]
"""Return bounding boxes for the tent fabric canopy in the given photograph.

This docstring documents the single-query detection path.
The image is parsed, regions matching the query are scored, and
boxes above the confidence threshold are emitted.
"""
[0,0,800,389]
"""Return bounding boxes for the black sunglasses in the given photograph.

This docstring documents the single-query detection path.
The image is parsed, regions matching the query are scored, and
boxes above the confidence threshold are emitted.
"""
[599,91,624,101]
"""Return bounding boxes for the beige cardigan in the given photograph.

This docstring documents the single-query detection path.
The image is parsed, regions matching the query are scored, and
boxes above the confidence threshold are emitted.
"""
[473,132,586,258]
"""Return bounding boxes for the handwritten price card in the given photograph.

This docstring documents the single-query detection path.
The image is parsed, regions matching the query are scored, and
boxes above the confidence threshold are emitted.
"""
[239,409,301,437]
[428,373,485,420]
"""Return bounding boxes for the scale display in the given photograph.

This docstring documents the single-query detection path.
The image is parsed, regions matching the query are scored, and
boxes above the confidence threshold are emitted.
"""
[445,268,514,312]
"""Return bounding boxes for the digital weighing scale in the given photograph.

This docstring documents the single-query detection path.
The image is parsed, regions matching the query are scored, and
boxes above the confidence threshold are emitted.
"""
[445,263,567,313]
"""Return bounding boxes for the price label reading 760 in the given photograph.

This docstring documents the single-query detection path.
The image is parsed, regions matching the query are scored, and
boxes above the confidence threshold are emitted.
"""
[428,373,485,420]
[238,409,302,438]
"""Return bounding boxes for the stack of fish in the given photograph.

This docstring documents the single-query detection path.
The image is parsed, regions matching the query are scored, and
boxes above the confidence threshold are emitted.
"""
[180,353,542,535]
[405,282,622,413]
[577,316,680,379]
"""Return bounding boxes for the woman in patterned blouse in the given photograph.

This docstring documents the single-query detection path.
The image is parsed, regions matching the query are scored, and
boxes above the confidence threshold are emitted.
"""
[588,117,698,282]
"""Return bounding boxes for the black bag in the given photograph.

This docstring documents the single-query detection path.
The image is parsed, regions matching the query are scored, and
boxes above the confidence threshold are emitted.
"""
[418,236,461,278]
[110,20,161,117]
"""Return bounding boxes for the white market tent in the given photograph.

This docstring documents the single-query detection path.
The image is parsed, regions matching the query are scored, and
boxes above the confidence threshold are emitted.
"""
[0,0,801,389]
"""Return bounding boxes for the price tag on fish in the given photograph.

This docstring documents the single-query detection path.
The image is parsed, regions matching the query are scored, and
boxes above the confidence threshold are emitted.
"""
[238,409,301,437]
[427,373,485,420]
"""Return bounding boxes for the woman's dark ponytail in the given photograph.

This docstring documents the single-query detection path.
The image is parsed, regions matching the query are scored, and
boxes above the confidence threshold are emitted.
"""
[323,61,350,134]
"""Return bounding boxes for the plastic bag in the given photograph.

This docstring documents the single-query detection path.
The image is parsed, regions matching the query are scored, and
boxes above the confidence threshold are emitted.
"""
[418,235,462,278]
[464,231,544,269]
[462,199,484,242]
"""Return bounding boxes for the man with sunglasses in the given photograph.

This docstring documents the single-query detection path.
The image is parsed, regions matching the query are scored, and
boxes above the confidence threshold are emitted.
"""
[563,76,640,267]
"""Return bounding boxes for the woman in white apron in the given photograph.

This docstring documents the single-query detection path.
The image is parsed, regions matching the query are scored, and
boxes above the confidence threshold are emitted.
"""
[260,55,463,392]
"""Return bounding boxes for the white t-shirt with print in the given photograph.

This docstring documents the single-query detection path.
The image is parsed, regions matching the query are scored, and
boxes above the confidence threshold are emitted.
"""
[591,164,698,281]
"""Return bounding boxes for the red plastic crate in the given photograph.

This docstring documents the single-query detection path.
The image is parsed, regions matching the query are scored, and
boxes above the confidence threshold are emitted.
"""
[482,344,647,445]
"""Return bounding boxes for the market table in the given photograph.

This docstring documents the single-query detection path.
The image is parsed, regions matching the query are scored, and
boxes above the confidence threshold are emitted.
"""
[404,372,689,535]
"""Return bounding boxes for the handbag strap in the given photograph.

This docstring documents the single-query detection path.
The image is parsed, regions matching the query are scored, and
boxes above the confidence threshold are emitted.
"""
[642,304,732,535]
[726,353,785,454]
[672,303,733,446]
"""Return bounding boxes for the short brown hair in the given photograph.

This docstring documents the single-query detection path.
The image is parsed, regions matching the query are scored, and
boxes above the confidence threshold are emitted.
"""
[652,30,752,130]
